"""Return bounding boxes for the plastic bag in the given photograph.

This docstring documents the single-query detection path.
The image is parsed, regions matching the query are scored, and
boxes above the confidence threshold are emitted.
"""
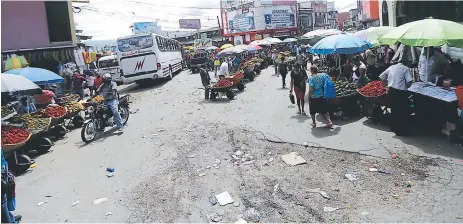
[289,93,295,104]
[323,74,336,99]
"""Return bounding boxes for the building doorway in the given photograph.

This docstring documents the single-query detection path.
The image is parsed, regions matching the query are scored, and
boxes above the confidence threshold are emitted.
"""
[382,1,389,26]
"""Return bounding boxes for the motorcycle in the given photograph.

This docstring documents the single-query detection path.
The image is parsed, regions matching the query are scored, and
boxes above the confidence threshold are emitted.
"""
[81,94,130,143]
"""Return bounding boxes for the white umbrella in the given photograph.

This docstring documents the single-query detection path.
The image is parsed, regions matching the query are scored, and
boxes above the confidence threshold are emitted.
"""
[206,46,218,51]
[264,37,283,44]
[249,39,272,46]
[1,73,41,95]
[303,29,342,39]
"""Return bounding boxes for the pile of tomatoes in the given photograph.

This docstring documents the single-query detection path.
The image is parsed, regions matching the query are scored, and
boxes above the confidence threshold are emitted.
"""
[234,73,244,80]
[1,126,30,145]
[357,81,387,97]
[213,80,233,88]
[42,106,67,118]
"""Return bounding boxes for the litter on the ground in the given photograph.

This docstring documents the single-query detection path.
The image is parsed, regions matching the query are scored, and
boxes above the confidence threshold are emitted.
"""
[215,191,234,206]
[106,168,114,172]
[158,129,165,132]
[379,169,393,174]
[242,160,256,166]
[391,153,398,159]
[105,212,113,217]
[306,188,330,199]
[267,152,272,155]
[233,201,240,207]
[93,197,108,205]
[30,164,37,168]
[281,152,307,166]
[129,109,139,114]
[209,196,218,205]
[71,200,80,206]
[213,163,218,167]
[369,168,378,172]
[186,155,195,158]
[215,165,220,169]
[234,219,248,224]
[401,173,406,176]
[106,173,113,177]
[273,184,279,195]
[319,191,330,199]
[323,207,340,212]
[391,194,400,199]
[404,181,413,187]
[215,159,221,164]
[303,142,308,147]
[198,172,206,177]
[37,201,48,206]
[243,208,261,222]
[345,172,360,182]
[288,105,296,108]
[235,151,244,156]
[268,157,274,162]
[361,211,369,216]
[209,213,223,222]
[206,166,212,169]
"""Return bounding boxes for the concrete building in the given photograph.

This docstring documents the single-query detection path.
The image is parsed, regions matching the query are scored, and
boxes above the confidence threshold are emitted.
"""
[1,1,78,73]
[336,12,350,30]
[342,8,359,31]
[326,2,338,29]
[358,0,380,29]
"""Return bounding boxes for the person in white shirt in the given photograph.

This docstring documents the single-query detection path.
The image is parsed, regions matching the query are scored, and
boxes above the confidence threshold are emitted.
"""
[379,60,413,136]
[418,47,435,82]
[86,73,95,97]
[219,61,229,77]
[271,51,278,75]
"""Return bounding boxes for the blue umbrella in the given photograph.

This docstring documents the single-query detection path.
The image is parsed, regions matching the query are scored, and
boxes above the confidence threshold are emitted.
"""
[309,34,372,55]
[5,67,64,85]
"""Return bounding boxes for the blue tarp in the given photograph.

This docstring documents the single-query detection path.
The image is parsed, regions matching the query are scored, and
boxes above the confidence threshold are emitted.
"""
[5,67,64,85]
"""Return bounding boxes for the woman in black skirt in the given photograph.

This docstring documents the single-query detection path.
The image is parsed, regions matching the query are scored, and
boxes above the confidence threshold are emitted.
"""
[308,66,333,128]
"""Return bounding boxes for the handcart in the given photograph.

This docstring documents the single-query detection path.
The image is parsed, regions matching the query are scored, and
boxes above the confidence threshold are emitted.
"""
[23,117,53,154]
[3,131,33,174]
[328,92,360,117]
[199,68,235,100]
[224,73,245,91]
[243,66,255,81]
[357,90,390,124]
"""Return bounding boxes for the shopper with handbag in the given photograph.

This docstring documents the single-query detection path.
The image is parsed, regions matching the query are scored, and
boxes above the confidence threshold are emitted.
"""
[289,63,308,115]
[308,66,333,128]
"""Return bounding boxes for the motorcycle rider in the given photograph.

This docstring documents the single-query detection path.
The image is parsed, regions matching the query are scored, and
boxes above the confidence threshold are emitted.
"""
[96,73,124,134]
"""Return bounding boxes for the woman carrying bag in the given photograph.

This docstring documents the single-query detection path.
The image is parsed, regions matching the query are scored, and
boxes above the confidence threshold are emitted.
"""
[289,63,308,115]
[308,66,334,128]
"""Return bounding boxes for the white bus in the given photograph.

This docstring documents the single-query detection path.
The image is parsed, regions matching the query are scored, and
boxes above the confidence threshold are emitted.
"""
[116,33,182,84]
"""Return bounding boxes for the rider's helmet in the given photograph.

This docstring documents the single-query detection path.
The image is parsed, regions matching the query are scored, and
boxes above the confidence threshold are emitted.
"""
[103,73,112,83]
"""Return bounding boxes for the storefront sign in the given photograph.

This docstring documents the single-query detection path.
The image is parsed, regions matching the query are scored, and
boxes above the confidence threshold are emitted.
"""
[311,2,327,13]
[314,12,328,27]
[228,11,255,33]
[179,19,201,29]
[263,5,297,30]
[132,22,159,34]
[234,36,243,45]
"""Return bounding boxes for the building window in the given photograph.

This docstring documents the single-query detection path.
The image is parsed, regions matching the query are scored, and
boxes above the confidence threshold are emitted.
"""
[44,1,72,43]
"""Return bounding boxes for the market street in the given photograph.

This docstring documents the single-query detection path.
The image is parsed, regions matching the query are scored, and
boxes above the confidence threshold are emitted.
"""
[15,67,463,222]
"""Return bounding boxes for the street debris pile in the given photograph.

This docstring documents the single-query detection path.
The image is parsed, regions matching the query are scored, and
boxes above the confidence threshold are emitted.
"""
[124,124,455,223]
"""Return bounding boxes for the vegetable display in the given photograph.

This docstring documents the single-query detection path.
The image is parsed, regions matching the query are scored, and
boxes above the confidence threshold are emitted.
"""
[93,95,104,103]
[333,80,357,97]
[60,94,80,103]
[357,80,387,97]
[1,126,30,145]
[1,106,15,117]
[63,101,85,113]
[234,73,244,80]
[8,114,51,130]
[212,80,233,88]
[42,106,67,118]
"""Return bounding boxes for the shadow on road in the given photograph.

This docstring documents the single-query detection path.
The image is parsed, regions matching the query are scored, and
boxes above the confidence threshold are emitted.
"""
[118,79,168,94]
[290,114,311,123]
[311,126,341,138]
[75,127,123,149]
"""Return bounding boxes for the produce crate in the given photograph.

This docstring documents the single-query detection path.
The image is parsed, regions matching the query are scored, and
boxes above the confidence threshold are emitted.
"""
[49,107,68,127]
[357,90,389,106]
[2,132,32,153]
[31,118,52,135]
[224,73,244,85]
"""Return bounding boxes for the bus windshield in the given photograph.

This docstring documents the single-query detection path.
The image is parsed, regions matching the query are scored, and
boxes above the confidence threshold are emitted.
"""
[117,35,154,52]
[99,59,118,68]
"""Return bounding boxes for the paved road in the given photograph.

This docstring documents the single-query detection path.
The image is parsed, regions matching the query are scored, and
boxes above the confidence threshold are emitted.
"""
[15,67,463,222]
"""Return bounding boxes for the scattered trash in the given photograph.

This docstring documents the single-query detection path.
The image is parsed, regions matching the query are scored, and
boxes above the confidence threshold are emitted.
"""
[273,184,279,195]
[192,92,200,96]
[288,105,296,108]
[30,164,37,168]
[215,165,220,169]
[206,166,212,169]
[281,152,307,166]
[71,200,80,206]
[215,191,234,206]
[345,172,360,182]
[306,188,330,199]
[391,194,400,199]
[369,164,379,168]
[45,195,52,198]
[209,213,223,222]
[215,159,221,164]
[323,207,339,212]
[361,211,369,216]
[234,219,248,224]
[404,181,413,187]
[243,208,261,222]
[186,155,195,158]
[142,135,146,138]
[213,163,218,167]
[400,173,405,176]
[106,168,114,172]
[208,196,218,205]
[242,160,256,166]
[391,153,398,159]
[378,169,393,174]
[93,197,108,205]
[234,151,244,156]
[268,157,274,163]
[153,133,159,136]
[457,216,463,219]
[129,109,139,114]
[198,173,206,177]
[303,142,308,147]
[267,152,272,155]
[106,173,114,178]
[232,155,240,160]
[158,129,165,132]
[37,201,48,206]
[233,201,240,207]
[369,168,378,172]
[105,212,113,217]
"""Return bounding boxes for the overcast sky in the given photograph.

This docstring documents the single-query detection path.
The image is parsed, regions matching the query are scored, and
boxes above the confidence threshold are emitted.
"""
[74,0,356,40]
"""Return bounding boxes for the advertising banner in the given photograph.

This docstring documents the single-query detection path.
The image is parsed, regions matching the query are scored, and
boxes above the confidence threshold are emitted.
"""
[234,36,243,45]
[179,19,201,29]
[263,5,297,30]
[193,38,212,51]
[132,22,159,34]
[227,11,256,34]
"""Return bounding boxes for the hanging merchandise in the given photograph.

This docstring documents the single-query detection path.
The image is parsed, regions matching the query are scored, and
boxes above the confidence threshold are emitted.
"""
[74,49,85,67]
[90,52,97,62]
[62,62,78,77]
[82,52,92,64]
[17,56,29,67]
[4,55,22,71]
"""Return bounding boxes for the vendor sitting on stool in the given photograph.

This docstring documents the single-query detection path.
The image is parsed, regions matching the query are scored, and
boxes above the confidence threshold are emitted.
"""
[17,97,37,114]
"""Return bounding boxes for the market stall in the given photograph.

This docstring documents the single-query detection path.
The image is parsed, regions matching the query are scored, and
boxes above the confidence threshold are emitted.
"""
[379,18,463,139]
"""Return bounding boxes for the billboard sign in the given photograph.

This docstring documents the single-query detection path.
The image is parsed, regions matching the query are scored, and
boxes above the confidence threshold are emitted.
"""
[264,5,297,30]
[132,22,159,34]
[312,2,327,13]
[227,11,256,34]
[179,19,201,29]
[193,38,212,51]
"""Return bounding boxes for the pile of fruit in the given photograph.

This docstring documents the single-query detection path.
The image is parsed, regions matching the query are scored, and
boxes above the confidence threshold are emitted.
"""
[41,106,67,118]
[357,80,387,97]
[63,101,85,113]
[93,95,104,103]
[60,94,80,102]
[283,56,296,63]
[242,61,255,70]
[1,106,15,117]
[251,58,264,63]
[333,80,357,97]
[234,72,244,79]
[212,80,233,88]
[8,114,50,130]
[1,126,30,145]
